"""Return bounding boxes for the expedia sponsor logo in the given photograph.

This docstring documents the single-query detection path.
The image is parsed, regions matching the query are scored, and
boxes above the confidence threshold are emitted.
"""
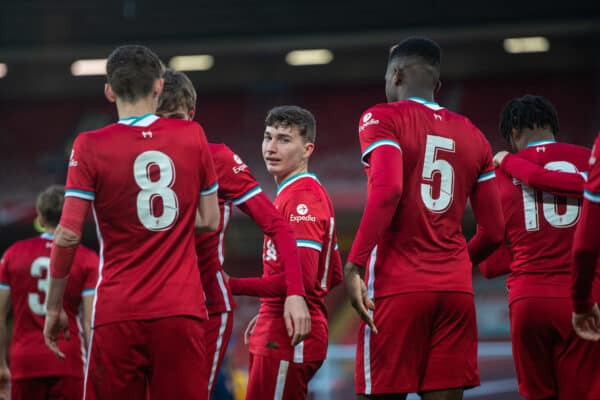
[290,214,316,223]
[359,112,380,132]
[69,149,78,167]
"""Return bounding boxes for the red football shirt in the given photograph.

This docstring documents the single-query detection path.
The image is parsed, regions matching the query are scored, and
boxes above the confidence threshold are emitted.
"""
[65,114,217,327]
[0,233,97,380]
[196,143,263,315]
[495,141,591,304]
[249,173,342,363]
[350,97,495,298]
[572,133,600,312]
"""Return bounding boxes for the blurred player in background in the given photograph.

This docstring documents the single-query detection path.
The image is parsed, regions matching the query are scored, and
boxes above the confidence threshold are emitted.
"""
[0,185,97,400]
[156,69,311,398]
[43,45,220,400]
[469,95,600,399]
[345,37,504,400]
[230,105,342,400]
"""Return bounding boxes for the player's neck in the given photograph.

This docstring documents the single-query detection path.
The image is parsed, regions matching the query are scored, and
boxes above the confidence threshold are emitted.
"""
[401,88,434,103]
[274,165,309,186]
[116,97,157,120]
[44,227,56,235]
[523,130,555,146]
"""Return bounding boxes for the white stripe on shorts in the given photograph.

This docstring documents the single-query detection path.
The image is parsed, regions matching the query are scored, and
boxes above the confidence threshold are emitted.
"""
[274,360,290,400]
[208,312,229,395]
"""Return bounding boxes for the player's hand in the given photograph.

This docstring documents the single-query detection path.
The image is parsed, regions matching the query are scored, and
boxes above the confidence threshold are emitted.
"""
[572,303,600,341]
[221,270,230,282]
[44,308,70,359]
[0,366,9,400]
[493,151,509,168]
[244,314,259,345]
[344,261,377,334]
[283,295,311,346]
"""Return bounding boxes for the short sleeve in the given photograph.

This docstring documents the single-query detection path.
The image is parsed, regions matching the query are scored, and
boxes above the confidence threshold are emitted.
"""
[584,134,600,203]
[280,192,326,253]
[197,125,219,196]
[81,248,99,297]
[214,146,262,205]
[0,247,11,290]
[476,132,496,184]
[65,134,96,201]
[358,105,401,166]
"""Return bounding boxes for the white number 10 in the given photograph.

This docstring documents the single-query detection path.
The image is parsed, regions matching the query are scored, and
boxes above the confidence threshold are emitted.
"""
[133,151,179,231]
[516,161,581,231]
[421,135,455,212]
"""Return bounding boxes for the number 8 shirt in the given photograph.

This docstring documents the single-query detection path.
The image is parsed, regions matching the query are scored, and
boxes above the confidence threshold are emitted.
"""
[64,114,217,327]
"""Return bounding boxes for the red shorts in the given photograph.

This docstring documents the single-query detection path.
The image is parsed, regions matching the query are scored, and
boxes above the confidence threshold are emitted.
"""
[510,297,600,400]
[12,376,82,400]
[246,353,322,400]
[355,292,479,395]
[206,311,233,397]
[85,316,207,400]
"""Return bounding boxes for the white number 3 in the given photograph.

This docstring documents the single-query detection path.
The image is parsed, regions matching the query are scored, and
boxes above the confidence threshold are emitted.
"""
[134,151,179,231]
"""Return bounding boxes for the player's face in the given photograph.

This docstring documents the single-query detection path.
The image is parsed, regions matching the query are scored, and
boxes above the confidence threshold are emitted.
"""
[262,124,313,181]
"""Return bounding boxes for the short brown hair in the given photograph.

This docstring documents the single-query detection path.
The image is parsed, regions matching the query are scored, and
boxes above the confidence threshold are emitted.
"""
[265,105,316,143]
[106,45,163,103]
[36,185,65,227]
[157,69,197,116]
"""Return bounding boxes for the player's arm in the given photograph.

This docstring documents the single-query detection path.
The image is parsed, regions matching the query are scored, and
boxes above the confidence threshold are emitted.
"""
[229,248,319,297]
[45,196,90,359]
[81,292,94,347]
[346,144,403,334]
[0,254,11,397]
[478,240,512,279]
[496,151,585,197]
[330,244,343,289]
[196,125,220,232]
[237,192,305,296]
[196,191,219,232]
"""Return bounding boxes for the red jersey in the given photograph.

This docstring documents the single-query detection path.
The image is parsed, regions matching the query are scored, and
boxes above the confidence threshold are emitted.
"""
[496,141,591,304]
[65,114,217,327]
[353,97,495,298]
[249,173,342,363]
[0,233,97,380]
[196,143,262,315]
[572,133,600,312]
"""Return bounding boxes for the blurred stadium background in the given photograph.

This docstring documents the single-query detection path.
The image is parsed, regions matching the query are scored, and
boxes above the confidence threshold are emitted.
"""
[2,1,600,399]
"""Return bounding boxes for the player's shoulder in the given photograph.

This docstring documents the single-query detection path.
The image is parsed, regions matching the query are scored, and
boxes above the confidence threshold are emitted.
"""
[279,174,328,208]
[209,142,238,163]
[1,236,42,261]
[75,244,99,260]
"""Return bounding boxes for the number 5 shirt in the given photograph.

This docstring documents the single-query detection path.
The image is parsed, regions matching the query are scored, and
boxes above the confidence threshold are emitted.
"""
[64,114,218,327]
[348,97,500,298]
[0,233,98,380]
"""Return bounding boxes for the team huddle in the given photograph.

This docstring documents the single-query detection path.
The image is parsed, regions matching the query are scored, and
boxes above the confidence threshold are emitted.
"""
[0,36,598,400]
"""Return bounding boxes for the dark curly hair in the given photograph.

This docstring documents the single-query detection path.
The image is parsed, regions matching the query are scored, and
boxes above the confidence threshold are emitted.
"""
[499,95,559,144]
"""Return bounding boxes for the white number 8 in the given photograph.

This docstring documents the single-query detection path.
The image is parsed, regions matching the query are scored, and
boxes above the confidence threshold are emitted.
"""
[134,151,179,231]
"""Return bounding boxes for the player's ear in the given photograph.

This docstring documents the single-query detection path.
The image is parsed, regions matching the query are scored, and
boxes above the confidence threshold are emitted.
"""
[303,141,315,159]
[435,80,442,93]
[36,215,46,230]
[392,66,404,87]
[153,78,164,99]
[104,84,117,103]
[189,107,196,120]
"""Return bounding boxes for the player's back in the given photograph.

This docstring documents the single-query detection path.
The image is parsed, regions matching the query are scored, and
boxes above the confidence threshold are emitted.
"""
[498,141,591,303]
[359,98,494,297]
[0,234,97,379]
[66,115,214,326]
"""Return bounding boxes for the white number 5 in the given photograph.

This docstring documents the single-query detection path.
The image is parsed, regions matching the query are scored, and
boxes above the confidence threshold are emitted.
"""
[421,135,455,212]
[134,151,179,231]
